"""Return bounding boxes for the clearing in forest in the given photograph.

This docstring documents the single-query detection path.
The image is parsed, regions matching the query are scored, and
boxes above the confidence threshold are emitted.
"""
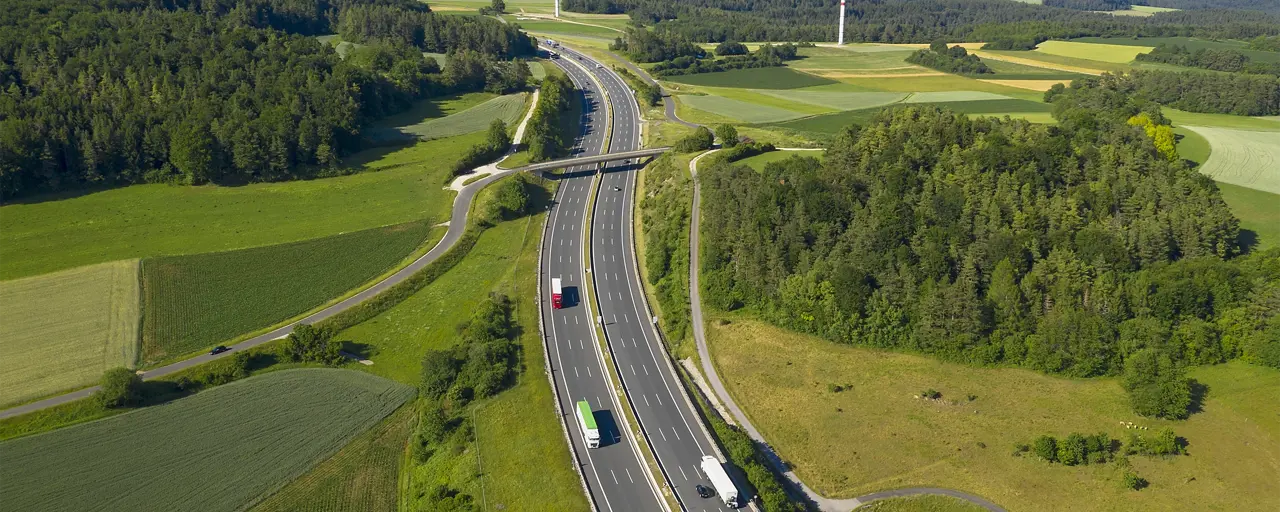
[1186,126,1280,195]
[0,260,140,406]
[707,316,1280,512]
[0,369,414,512]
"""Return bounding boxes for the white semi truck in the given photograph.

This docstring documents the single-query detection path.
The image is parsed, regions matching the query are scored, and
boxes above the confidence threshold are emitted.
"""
[700,455,740,507]
[575,400,600,448]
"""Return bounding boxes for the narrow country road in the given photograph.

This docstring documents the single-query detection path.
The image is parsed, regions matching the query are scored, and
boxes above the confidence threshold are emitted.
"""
[689,150,1007,512]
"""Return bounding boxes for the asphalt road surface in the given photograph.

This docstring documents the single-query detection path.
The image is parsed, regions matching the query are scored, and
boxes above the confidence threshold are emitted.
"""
[542,51,667,511]
[554,44,737,512]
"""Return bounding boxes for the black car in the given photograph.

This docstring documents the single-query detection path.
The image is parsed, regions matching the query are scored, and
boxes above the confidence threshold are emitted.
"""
[210,345,230,355]
[695,484,714,499]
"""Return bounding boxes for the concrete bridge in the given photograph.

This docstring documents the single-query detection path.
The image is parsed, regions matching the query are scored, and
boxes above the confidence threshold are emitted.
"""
[514,146,672,173]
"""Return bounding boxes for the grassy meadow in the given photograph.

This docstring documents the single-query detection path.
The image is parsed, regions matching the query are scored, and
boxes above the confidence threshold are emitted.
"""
[0,369,414,512]
[252,404,414,512]
[705,316,1280,512]
[0,131,486,280]
[666,66,838,89]
[733,150,827,172]
[858,495,988,512]
[0,260,140,406]
[140,220,438,364]
[1032,40,1152,63]
[367,91,529,143]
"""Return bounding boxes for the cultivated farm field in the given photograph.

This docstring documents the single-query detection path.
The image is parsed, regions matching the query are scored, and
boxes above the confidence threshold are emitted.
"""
[367,91,529,143]
[665,66,837,89]
[0,369,414,512]
[706,316,1280,512]
[253,405,413,512]
[140,221,437,363]
[0,131,484,280]
[0,260,140,406]
[1187,126,1280,195]
[1032,40,1152,64]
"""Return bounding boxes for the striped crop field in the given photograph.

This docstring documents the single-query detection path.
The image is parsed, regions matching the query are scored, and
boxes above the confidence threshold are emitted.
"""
[0,369,414,512]
[369,92,528,143]
[0,260,140,406]
[1034,40,1152,63]
[681,94,808,123]
[761,90,908,111]
[1188,126,1280,195]
[253,404,413,512]
[140,221,437,363]
[664,67,837,89]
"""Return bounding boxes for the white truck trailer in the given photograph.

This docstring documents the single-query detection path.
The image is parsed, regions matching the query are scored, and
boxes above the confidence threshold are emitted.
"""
[575,400,600,448]
[700,455,740,507]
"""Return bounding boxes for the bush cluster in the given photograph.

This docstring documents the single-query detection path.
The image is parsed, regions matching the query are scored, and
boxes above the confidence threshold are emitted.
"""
[450,119,512,180]
[650,43,803,77]
[1022,432,1117,465]
[906,42,993,75]
[525,74,577,161]
[674,127,715,153]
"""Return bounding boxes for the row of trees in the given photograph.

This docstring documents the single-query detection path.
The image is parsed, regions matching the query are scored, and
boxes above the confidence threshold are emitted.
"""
[1135,44,1280,76]
[1054,70,1280,115]
[648,43,804,77]
[609,27,703,63]
[523,73,577,161]
[698,83,1280,415]
[906,42,994,75]
[0,0,534,199]
[564,0,1280,44]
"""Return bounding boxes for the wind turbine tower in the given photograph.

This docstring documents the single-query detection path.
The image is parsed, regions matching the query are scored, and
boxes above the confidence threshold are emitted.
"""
[838,0,846,45]
[556,0,560,17]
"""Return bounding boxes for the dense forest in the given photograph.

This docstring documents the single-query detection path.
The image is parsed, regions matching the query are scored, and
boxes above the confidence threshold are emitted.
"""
[906,42,993,75]
[1063,69,1280,115]
[698,81,1280,398]
[1135,44,1280,76]
[562,0,1280,44]
[0,0,534,199]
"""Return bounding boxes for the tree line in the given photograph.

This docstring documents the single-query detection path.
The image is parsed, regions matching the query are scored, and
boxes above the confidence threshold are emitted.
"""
[562,0,1280,44]
[523,73,577,161]
[647,43,805,77]
[1044,0,1132,11]
[906,42,994,75]
[0,0,534,199]
[698,82,1280,416]
[1135,44,1280,76]
[1050,69,1280,115]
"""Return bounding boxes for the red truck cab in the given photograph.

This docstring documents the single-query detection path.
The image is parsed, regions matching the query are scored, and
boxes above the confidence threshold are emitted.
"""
[551,278,563,309]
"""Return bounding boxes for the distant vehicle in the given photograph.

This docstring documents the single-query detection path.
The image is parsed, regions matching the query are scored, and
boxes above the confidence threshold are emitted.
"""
[210,345,230,355]
[700,456,740,507]
[596,63,603,69]
[546,39,558,47]
[612,186,621,191]
[575,400,600,448]
[696,484,714,499]
[551,277,563,309]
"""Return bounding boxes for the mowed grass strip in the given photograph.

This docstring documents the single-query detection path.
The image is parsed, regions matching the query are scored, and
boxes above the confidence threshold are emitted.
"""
[0,369,414,512]
[0,260,140,406]
[141,221,437,363]
[706,316,1280,511]
[1,131,483,280]
[681,94,807,123]
[252,404,414,512]
[1186,125,1280,194]
[369,92,528,143]
[664,67,837,89]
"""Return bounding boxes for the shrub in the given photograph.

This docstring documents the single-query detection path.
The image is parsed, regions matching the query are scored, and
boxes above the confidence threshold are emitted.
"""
[96,367,143,408]
[674,126,714,153]
[284,324,344,365]
[1033,435,1058,462]
[715,41,748,56]
[921,389,941,399]
[715,124,739,148]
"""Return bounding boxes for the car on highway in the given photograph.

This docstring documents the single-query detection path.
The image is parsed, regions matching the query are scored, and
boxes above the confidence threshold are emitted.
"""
[596,63,603,69]
[696,484,714,499]
[210,345,230,355]
[613,186,622,191]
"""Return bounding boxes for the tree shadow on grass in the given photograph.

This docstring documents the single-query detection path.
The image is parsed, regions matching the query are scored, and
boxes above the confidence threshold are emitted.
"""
[1188,378,1209,416]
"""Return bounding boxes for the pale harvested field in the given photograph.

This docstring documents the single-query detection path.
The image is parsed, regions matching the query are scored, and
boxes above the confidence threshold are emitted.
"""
[0,260,140,406]
[979,79,1070,91]
[1187,126,1280,194]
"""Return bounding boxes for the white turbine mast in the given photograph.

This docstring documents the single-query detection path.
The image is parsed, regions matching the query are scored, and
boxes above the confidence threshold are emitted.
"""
[556,0,560,17]
[838,0,846,45]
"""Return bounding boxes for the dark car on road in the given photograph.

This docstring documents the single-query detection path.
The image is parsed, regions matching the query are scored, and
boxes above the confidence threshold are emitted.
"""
[696,484,714,499]
[210,345,230,355]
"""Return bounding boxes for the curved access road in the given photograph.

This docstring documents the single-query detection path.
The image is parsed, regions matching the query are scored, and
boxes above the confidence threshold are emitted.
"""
[592,48,700,129]
[689,149,1006,512]
[0,91,547,421]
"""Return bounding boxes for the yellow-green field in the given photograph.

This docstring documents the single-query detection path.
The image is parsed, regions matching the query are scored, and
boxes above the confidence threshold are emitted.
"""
[1033,40,1152,64]
[706,316,1280,512]
[0,260,140,406]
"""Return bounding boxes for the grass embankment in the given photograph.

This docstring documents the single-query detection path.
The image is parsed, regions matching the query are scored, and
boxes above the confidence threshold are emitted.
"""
[367,91,528,144]
[705,315,1280,512]
[0,369,414,512]
[0,261,140,406]
[636,154,695,357]
[0,131,485,280]
[336,175,589,510]
[252,405,414,512]
[140,221,438,364]
[857,495,988,512]
[734,149,827,172]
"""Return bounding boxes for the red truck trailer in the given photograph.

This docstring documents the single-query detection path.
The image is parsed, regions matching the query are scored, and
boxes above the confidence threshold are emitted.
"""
[551,277,563,309]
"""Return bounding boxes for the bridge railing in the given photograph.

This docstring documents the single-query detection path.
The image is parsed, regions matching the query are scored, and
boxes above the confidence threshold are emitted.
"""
[516,147,672,173]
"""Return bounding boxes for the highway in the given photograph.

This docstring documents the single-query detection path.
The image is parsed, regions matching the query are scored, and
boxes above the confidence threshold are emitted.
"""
[553,44,737,512]
[542,51,667,511]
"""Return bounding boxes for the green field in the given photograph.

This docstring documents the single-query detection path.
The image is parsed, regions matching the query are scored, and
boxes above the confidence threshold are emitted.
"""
[979,49,1131,73]
[1072,37,1280,64]
[903,91,1012,103]
[0,369,414,512]
[1217,183,1280,251]
[665,67,838,89]
[368,91,528,143]
[140,221,437,363]
[681,94,808,123]
[858,495,988,512]
[336,176,588,510]
[0,260,140,406]
[515,19,622,38]
[706,316,1280,512]
[982,58,1090,80]
[1167,109,1280,131]
[763,90,908,111]
[1034,40,1152,64]
[1186,126,1280,195]
[734,150,826,172]
[786,46,920,75]
[0,131,485,280]
[770,100,1054,134]
[253,404,413,512]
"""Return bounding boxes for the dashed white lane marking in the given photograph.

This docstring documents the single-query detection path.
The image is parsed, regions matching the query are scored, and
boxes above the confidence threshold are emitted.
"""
[574,367,579,378]
[611,470,618,485]
[658,428,667,441]
[625,468,634,483]
[679,466,688,480]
